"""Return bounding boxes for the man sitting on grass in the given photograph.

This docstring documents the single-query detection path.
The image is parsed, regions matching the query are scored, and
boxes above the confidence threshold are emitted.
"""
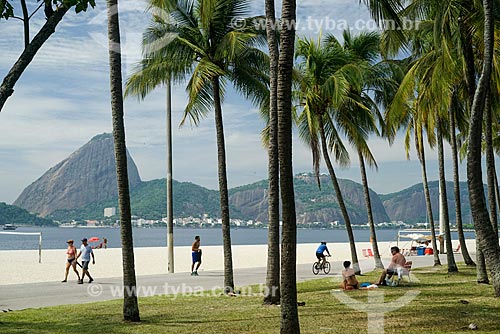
[376,246,406,286]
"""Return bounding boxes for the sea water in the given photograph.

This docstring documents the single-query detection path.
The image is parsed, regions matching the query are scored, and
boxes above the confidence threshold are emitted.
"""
[0,227,476,250]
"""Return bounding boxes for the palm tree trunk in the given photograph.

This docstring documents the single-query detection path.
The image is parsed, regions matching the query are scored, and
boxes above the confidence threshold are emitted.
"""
[357,150,383,269]
[0,5,69,112]
[476,245,489,283]
[106,0,140,321]
[467,0,500,296]
[319,118,360,274]
[485,94,498,237]
[212,76,234,293]
[166,78,174,273]
[263,0,280,306]
[437,118,458,272]
[449,104,475,266]
[495,174,500,235]
[278,0,299,331]
[418,132,441,266]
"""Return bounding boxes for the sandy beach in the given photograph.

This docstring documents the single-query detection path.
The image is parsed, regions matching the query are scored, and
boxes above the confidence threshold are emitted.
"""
[0,239,476,285]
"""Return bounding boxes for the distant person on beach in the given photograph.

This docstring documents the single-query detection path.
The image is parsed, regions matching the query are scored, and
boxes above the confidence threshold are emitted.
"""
[76,238,95,284]
[191,235,202,276]
[341,261,359,290]
[315,241,331,268]
[62,239,81,283]
[376,246,406,286]
[96,237,108,249]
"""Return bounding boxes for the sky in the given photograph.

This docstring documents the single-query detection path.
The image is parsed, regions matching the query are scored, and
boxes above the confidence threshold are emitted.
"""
[0,0,492,205]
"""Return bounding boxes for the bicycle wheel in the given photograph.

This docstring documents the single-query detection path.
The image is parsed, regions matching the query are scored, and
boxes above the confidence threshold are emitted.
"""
[312,262,320,275]
[323,262,331,274]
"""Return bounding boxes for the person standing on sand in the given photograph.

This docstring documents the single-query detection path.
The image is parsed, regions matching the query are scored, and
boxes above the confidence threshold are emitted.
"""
[62,240,81,283]
[191,235,202,276]
[76,238,95,284]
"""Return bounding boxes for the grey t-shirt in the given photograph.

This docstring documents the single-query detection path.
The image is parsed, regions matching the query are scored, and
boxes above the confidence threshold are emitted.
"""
[80,244,93,261]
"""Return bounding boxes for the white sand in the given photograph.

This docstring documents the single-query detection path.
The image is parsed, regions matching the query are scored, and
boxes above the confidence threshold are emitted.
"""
[0,239,476,285]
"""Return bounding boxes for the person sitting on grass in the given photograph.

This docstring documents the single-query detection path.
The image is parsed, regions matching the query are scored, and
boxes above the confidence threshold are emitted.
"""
[376,246,406,286]
[341,260,359,290]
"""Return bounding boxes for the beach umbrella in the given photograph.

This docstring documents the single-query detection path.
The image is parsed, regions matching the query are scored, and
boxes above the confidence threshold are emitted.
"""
[88,237,100,243]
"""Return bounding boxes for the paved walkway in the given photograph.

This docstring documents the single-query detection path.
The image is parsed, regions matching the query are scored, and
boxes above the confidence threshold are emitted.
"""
[0,254,456,311]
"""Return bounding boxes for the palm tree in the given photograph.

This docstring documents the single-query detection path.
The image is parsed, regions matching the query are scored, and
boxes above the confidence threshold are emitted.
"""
[449,96,475,266]
[295,34,365,274]
[384,58,442,266]
[138,0,268,293]
[467,0,500,296]
[166,78,174,273]
[106,0,140,321]
[341,30,399,269]
[263,0,280,305]
[436,116,458,272]
[125,37,179,275]
[277,0,299,331]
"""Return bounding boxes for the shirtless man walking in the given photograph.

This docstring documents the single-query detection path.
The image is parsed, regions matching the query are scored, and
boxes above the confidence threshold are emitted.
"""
[191,235,202,276]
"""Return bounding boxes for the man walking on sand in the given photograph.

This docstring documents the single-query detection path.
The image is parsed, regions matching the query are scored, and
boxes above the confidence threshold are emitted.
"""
[76,238,95,284]
[191,235,202,276]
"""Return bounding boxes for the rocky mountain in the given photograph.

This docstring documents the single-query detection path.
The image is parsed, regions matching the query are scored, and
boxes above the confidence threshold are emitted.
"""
[14,133,141,216]
[12,132,481,225]
[49,173,390,225]
[380,180,474,224]
[229,174,390,224]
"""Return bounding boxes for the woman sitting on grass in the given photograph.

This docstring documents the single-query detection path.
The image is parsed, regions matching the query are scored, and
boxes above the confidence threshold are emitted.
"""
[341,260,359,290]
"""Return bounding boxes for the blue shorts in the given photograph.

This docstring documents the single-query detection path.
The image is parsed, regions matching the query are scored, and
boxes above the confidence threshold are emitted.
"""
[192,251,201,263]
[82,261,90,270]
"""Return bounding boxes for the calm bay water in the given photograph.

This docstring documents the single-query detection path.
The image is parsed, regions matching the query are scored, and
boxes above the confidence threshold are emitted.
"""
[0,227,476,250]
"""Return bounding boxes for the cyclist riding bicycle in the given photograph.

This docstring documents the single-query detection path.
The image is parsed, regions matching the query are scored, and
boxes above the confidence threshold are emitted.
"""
[315,241,331,268]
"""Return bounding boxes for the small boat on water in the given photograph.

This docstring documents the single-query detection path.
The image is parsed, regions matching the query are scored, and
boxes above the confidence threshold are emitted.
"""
[2,224,18,230]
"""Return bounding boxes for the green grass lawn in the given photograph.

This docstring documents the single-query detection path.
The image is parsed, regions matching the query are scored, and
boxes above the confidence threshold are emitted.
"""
[1,264,498,334]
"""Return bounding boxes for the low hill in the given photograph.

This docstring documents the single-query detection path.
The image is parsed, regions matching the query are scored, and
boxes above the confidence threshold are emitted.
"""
[0,202,56,226]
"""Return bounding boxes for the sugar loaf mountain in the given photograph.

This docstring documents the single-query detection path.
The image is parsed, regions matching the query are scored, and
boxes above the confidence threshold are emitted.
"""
[6,133,477,226]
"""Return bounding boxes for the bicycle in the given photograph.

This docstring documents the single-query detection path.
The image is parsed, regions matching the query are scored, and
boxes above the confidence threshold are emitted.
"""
[312,256,331,275]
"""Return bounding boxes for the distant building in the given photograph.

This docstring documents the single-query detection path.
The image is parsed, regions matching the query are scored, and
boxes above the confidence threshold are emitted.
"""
[104,207,116,217]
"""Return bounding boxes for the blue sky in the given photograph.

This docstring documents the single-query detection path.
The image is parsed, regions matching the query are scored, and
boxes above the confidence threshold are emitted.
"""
[0,0,488,204]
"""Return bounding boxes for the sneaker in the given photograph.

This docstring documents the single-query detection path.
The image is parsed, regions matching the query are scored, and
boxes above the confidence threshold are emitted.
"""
[61,280,67,283]
[77,280,83,284]
[193,271,199,276]
[89,278,94,283]
[190,272,195,276]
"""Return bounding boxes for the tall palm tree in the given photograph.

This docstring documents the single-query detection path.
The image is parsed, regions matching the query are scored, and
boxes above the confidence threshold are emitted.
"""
[263,0,280,305]
[125,34,181,275]
[166,78,174,273]
[467,0,500,296]
[278,0,299,331]
[436,116,458,272]
[131,0,268,292]
[384,59,442,266]
[106,0,140,321]
[341,30,400,269]
[449,96,475,266]
[295,34,365,274]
